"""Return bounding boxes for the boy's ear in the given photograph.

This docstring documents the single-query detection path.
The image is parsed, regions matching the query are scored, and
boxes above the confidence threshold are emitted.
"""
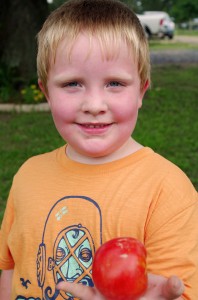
[142,79,150,94]
[38,79,49,103]
[138,79,150,108]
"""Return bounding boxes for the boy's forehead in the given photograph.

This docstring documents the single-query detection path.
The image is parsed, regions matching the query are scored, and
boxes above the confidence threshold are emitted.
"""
[54,32,133,64]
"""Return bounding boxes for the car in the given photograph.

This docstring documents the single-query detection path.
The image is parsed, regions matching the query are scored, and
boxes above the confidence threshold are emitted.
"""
[137,11,175,39]
[192,18,198,30]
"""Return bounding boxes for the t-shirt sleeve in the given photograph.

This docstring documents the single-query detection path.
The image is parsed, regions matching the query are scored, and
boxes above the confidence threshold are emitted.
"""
[0,186,15,270]
[145,172,198,299]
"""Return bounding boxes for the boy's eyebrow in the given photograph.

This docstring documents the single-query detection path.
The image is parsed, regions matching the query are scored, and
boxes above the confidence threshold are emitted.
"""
[52,72,134,83]
[52,74,83,83]
[104,73,134,81]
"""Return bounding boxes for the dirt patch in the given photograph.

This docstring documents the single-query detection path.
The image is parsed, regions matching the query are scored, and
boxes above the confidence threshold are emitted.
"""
[0,112,13,121]
[174,35,198,44]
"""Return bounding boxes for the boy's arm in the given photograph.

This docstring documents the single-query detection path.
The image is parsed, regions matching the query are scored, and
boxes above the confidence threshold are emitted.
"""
[0,269,13,300]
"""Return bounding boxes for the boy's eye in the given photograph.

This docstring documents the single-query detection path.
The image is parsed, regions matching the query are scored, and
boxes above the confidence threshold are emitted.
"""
[65,81,79,87]
[108,81,122,87]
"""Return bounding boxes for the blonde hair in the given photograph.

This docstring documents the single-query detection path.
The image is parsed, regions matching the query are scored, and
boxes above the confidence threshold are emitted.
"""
[37,0,150,92]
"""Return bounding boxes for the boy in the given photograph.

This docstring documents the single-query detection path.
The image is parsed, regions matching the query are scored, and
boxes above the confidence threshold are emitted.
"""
[0,0,197,299]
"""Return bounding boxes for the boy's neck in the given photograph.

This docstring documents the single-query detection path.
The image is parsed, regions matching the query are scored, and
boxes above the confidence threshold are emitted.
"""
[66,138,143,165]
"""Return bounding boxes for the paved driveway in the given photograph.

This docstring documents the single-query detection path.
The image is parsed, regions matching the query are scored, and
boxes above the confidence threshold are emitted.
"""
[151,35,198,64]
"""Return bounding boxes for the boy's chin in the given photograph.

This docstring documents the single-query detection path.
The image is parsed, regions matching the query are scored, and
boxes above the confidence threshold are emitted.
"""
[67,142,135,164]
[66,144,117,163]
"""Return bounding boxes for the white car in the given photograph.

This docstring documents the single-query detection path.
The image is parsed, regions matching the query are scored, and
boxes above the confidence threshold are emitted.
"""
[137,11,175,39]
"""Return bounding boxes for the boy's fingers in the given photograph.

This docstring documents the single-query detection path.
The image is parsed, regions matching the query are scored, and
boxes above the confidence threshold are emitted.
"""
[162,275,184,299]
[57,276,184,300]
[56,281,95,299]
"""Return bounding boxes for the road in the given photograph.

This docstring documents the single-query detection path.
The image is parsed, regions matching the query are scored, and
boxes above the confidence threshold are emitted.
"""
[150,35,198,64]
[151,49,198,64]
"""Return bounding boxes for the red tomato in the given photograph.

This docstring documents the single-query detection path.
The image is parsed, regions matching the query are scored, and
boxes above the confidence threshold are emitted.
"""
[92,237,147,300]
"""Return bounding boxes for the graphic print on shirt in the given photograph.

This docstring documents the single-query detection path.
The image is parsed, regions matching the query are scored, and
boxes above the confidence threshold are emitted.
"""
[20,278,31,289]
[36,195,102,300]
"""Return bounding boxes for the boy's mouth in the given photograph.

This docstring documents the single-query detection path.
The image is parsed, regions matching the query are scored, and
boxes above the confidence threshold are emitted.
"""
[83,123,108,129]
[77,122,112,128]
[76,122,113,133]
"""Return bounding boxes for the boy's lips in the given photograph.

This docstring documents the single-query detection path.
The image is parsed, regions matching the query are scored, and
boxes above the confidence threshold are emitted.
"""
[76,122,113,133]
[81,123,110,128]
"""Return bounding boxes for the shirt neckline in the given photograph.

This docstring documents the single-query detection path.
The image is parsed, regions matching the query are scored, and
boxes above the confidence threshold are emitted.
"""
[56,144,154,175]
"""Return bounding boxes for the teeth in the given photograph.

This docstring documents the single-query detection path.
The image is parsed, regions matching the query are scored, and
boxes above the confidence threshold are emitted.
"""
[85,124,105,128]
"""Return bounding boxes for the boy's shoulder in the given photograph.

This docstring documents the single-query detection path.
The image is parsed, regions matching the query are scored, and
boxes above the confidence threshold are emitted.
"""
[144,148,186,175]
[146,150,197,194]
[15,145,65,175]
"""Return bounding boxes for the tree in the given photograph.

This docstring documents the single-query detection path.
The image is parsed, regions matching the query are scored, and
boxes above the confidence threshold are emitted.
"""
[0,0,49,85]
[171,0,198,22]
[50,0,143,14]
[119,0,141,12]
[134,0,198,22]
[139,0,174,13]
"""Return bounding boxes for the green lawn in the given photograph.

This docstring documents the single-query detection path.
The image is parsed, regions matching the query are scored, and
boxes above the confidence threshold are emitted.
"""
[149,30,198,51]
[149,40,198,51]
[0,64,198,224]
[176,29,198,36]
[134,64,198,189]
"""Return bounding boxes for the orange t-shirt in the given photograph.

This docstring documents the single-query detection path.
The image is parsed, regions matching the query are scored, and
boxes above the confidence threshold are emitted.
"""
[0,145,198,299]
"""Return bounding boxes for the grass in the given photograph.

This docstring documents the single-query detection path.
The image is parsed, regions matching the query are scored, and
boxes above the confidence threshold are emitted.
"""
[149,29,198,51]
[134,64,198,189]
[176,29,198,36]
[0,113,65,222]
[149,39,198,51]
[0,64,198,224]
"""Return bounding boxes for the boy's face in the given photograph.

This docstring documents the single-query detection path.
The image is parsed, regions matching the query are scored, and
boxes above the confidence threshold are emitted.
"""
[40,33,148,163]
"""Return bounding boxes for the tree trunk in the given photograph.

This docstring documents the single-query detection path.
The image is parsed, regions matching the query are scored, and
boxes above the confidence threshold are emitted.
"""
[0,0,49,84]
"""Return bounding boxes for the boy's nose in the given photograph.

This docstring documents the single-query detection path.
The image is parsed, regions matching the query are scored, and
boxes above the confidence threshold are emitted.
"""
[81,94,108,115]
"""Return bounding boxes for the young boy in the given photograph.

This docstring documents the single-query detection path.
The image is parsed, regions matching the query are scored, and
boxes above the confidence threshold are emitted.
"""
[0,0,197,299]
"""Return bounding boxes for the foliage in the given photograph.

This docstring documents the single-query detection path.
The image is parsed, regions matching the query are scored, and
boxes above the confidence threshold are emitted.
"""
[0,65,197,225]
[171,0,198,22]
[49,0,142,12]
[21,85,45,104]
[120,0,142,12]
[0,64,24,103]
[139,0,173,13]
[0,0,49,82]
[0,64,45,104]
[48,0,66,11]
[123,0,198,22]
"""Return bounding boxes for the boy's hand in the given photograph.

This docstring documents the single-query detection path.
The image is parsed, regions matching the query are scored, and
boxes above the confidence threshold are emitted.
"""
[56,273,184,300]
[142,274,184,299]
[57,281,105,300]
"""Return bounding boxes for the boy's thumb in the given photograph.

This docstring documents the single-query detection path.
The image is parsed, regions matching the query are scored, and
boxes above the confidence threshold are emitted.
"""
[162,275,184,299]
